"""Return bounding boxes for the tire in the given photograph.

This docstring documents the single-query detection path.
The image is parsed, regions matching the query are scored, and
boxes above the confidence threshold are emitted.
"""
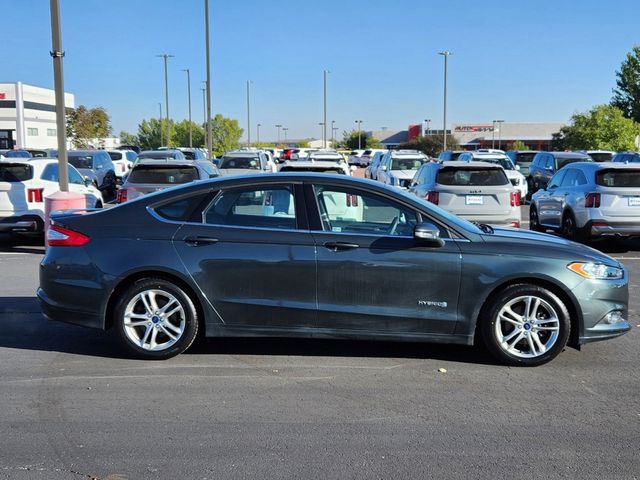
[480,284,570,366]
[94,200,103,209]
[529,205,543,232]
[113,278,199,360]
[561,211,582,242]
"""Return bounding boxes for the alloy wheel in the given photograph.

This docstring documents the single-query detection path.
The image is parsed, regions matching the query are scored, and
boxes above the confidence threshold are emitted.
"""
[494,295,560,359]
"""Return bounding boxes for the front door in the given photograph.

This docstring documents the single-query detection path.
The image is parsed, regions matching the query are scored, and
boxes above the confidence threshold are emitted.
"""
[309,184,461,335]
[173,183,317,330]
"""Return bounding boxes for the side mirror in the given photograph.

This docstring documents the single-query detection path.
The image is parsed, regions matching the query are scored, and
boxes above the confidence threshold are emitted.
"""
[515,164,521,171]
[83,176,92,187]
[414,222,445,247]
[381,165,387,171]
[544,166,554,172]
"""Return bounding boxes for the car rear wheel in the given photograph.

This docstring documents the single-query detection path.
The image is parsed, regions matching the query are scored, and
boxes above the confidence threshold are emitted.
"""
[113,278,199,360]
[480,284,570,366]
[561,212,582,241]
[529,206,543,232]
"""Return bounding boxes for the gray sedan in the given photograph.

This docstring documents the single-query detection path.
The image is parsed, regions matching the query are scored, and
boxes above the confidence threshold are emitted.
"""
[39,174,630,366]
[530,162,640,240]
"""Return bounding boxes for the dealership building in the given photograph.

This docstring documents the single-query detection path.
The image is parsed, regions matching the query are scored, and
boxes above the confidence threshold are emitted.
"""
[0,82,74,150]
[370,122,566,150]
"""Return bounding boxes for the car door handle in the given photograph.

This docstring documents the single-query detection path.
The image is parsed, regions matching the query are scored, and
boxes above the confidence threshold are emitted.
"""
[323,242,359,251]
[183,236,219,246]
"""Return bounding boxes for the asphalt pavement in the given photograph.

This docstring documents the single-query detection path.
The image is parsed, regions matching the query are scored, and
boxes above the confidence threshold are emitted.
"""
[1,226,639,480]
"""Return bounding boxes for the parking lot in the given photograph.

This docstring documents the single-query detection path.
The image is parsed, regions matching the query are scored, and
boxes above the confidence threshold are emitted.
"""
[1,217,639,479]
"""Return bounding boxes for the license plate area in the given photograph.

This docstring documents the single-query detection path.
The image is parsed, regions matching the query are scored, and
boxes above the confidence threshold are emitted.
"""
[466,195,484,206]
[628,197,640,207]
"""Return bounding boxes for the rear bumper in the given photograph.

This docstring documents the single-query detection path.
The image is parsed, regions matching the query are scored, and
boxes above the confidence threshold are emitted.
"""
[37,287,104,330]
[585,220,640,237]
[0,215,44,233]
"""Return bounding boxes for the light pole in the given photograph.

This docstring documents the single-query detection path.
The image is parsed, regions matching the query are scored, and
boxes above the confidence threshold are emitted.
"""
[201,84,206,147]
[159,102,163,147]
[424,118,431,136]
[323,70,328,149]
[246,80,251,147]
[283,127,289,143]
[182,69,192,147]
[331,120,336,145]
[355,120,363,149]
[438,51,451,151]
[256,123,261,145]
[156,53,174,147]
[495,120,505,149]
[318,122,324,145]
[275,124,282,145]
[492,120,496,148]
[49,0,69,191]
[204,0,213,158]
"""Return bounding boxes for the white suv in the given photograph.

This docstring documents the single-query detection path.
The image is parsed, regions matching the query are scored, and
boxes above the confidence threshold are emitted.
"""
[457,151,528,199]
[377,150,430,188]
[0,158,102,235]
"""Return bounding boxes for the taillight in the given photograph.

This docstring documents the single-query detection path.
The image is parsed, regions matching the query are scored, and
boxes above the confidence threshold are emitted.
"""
[116,189,127,203]
[510,191,521,207]
[585,192,600,208]
[425,191,439,205]
[27,188,44,203]
[345,194,358,207]
[47,225,91,247]
[511,221,520,228]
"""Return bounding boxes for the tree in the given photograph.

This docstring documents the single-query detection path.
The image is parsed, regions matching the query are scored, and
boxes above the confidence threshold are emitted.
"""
[296,140,310,148]
[119,131,139,146]
[137,118,173,150]
[507,140,529,151]
[66,105,111,148]
[552,104,640,151]
[611,46,640,123]
[210,114,243,156]
[399,134,460,157]
[172,120,205,148]
[341,130,383,150]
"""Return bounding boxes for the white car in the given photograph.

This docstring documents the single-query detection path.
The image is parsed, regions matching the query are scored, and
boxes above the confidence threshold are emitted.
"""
[279,150,352,175]
[457,151,528,199]
[377,150,430,188]
[0,158,102,235]
[105,149,137,180]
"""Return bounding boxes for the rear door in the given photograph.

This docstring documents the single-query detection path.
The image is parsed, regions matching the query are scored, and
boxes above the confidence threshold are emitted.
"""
[173,182,318,330]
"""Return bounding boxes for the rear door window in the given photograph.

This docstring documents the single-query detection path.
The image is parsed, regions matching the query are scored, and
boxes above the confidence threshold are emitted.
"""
[436,167,509,186]
[0,163,33,182]
[108,151,123,161]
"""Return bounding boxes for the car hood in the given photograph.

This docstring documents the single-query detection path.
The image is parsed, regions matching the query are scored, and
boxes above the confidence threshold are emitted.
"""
[486,227,621,267]
[389,170,418,180]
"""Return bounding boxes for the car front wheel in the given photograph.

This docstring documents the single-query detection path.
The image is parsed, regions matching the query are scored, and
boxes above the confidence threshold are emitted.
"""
[113,278,199,360]
[529,206,543,232]
[480,284,570,366]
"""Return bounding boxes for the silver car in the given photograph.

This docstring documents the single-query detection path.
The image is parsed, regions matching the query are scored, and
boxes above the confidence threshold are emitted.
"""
[377,150,429,188]
[218,150,273,177]
[530,162,640,240]
[408,161,522,228]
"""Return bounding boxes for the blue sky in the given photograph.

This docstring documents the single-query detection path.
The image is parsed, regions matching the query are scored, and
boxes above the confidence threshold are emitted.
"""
[4,0,640,142]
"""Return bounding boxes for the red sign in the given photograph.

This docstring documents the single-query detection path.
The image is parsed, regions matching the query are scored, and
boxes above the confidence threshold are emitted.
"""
[454,125,494,133]
[0,93,6,100]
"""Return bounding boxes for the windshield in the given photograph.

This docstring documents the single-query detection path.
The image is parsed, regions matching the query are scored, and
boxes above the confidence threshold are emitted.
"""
[596,169,640,187]
[67,155,94,169]
[589,152,613,162]
[182,151,196,160]
[138,152,176,160]
[220,156,261,169]
[127,165,198,184]
[390,157,426,170]
[280,166,345,174]
[482,157,515,170]
[514,152,537,163]
[437,167,509,186]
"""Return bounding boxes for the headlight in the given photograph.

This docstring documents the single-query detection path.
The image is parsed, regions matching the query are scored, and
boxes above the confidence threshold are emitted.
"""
[567,262,623,280]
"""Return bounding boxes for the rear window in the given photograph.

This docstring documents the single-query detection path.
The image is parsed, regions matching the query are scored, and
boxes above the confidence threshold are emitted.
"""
[107,151,123,160]
[596,169,640,188]
[182,151,196,160]
[514,152,536,163]
[138,152,175,160]
[449,152,463,161]
[589,153,613,162]
[220,156,260,169]
[280,166,345,174]
[437,167,509,186]
[127,165,199,184]
[557,156,589,169]
[390,157,426,170]
[68,155,94,169]
[0,163,33,182]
